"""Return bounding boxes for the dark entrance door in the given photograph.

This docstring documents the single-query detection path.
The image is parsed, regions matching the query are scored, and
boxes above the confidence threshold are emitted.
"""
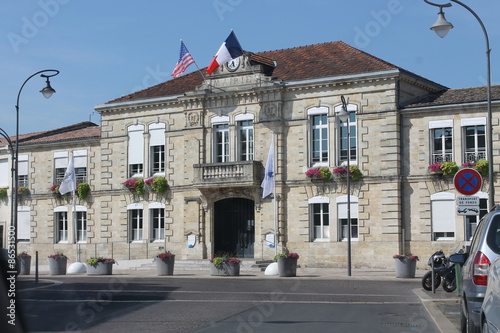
[214,198,255,258]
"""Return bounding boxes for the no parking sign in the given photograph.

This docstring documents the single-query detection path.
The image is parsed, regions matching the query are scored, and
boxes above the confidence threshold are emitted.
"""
[453,168,483,196]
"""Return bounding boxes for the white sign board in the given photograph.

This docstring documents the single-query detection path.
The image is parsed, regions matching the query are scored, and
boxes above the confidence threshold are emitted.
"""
[457,206,480,216]
[457,196,479,206]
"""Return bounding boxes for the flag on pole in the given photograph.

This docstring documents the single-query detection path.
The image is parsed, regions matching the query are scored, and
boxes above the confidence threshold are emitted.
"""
[207,31,243,75]
[171,41,195,78]
[59,155,76,195]
[261,136,275,198]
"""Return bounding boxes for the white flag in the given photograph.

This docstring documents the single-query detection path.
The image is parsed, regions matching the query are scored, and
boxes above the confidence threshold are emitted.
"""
[261,136,275,198]
[59,155,76,195]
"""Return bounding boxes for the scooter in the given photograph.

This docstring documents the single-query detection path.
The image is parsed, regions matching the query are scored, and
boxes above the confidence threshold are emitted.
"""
[421,250,457,292]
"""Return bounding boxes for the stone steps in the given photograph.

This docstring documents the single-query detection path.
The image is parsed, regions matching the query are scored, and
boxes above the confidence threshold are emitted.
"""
[128,259,274,271]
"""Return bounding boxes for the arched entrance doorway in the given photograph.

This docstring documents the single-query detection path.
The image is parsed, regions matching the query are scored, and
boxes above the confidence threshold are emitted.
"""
[214,198,255,258]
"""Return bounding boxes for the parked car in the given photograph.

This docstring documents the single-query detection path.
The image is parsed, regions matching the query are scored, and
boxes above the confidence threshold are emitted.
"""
[481,256,500,333]
[450,205,500,333]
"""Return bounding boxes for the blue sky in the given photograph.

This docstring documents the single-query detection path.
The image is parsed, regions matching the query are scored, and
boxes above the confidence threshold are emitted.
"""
[0,0,499,135]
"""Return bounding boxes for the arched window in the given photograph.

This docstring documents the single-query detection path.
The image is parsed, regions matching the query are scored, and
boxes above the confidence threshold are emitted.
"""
[309,196,330,241]
[431,192,455,240]
[308,107,329,166]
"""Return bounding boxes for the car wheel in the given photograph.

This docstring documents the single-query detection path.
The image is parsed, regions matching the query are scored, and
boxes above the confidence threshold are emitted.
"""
[460,300,479,333]
[482,320,489,333]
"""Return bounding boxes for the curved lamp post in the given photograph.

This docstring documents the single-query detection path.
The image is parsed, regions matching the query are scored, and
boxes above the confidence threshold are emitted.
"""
[337,95,352,276]
[12,69,59,267]
[423,0,494,209]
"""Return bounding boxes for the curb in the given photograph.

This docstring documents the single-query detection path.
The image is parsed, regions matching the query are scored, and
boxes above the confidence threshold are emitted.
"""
[414,288,460,333]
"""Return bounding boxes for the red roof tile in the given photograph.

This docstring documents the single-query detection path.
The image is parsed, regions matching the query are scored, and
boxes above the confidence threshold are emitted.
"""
[0,122,100,147]
[106,41,398,104]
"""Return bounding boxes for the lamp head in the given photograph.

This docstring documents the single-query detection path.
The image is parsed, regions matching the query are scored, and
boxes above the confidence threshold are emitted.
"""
[40,76,56,99]
[431,10,454,38]
[336,105,349,123]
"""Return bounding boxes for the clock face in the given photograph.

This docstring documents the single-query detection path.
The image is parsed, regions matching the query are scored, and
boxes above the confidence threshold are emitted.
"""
[227,58,240,71]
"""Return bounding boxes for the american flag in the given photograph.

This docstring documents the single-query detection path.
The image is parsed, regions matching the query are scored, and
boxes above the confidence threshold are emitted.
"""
[171,41,195,78]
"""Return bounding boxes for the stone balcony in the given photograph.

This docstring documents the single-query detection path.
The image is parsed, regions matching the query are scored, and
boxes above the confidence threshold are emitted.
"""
[193,161,263,188]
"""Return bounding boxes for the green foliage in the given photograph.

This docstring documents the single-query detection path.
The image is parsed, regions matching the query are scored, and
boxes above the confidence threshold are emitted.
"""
[441,161,459,176]
[349,166,364,180]
[474,160,489,176]
[0,188,7,200]
[147,177,168,194]
[77,183,90,200]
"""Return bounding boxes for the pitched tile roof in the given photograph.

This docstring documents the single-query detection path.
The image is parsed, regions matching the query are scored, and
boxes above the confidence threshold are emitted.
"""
[106,41,399,104]
[0,122,100,147]
[405,85,500,108]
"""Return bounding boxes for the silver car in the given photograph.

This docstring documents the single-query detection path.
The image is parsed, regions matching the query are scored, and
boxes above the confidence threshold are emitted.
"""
[481,256,500,333]
[451,206,500,333]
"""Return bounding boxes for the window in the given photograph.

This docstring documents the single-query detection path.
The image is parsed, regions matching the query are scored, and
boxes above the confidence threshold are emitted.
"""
[74,150,88,183]
[54,152,68,185]
[335,104,357,165]
[309,196,330,241]
[76,206,87,242]
[149,123,166,175]
[462,118,486,163]
[308,107,328,165]
[237,117,254,161]
[150,203,165,241]
[17,155,28,187]
[128,203,143,241]
[465,193,488,240]
[429,120,453,164]
[128,125,145,178]
[431,192,455,240]
[213,116,230,163]
[55,207,68,243]
[18,206,30,242]
[337,195,359,241]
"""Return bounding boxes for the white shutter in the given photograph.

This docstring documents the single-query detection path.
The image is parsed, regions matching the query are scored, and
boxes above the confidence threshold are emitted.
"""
[432,199,455,232]
[0,159,8,187]
[149,124,165,146]
[17,206,30,240]
[128,126,144,164]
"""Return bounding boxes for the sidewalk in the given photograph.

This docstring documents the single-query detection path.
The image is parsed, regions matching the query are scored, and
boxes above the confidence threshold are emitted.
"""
[17,264,461,333]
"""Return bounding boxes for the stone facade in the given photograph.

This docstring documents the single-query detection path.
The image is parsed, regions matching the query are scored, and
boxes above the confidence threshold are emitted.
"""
[1,41,499,270]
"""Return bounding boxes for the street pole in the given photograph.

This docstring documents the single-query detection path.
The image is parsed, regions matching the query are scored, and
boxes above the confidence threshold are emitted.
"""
[423,0,494,209]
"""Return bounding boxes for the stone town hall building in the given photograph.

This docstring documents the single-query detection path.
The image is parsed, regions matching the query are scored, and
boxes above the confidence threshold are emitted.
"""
[1,41,499,269]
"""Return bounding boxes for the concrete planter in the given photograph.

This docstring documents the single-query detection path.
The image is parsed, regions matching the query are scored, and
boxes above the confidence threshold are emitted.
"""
[155,255,175,276]
[394,257,417,278]
[86,262,114,275]
[209,262,240,276]
[277,257,298,277]
[18,256,31,275]
[49,257,67,275]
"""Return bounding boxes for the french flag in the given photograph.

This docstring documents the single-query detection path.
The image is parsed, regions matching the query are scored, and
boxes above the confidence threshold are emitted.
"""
[207,31,243,75]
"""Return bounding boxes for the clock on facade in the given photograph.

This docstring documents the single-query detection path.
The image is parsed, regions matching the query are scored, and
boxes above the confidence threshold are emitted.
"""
[227,58,240,71]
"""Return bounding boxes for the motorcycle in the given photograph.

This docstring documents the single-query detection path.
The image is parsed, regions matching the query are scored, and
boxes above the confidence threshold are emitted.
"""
[421,250,457,292]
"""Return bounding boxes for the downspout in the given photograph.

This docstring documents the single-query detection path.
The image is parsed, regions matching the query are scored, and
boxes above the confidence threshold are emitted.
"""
[397,78,406,255]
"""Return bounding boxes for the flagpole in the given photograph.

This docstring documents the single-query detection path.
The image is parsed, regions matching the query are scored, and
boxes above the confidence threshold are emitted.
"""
[181,40,206,81]
[73,189,78,261]
[272,132,278,256]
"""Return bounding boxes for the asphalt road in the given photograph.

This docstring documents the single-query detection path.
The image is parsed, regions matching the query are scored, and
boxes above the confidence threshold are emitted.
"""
[15,276,453,333]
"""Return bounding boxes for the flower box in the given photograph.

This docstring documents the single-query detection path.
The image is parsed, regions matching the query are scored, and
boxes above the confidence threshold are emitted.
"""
[274,252,299,277]
[48,253,68,275]
[122,179,145,195]
[155,252,175,276]
[393,254,419,278]
[209,257,241,276]
[86,257,116,275]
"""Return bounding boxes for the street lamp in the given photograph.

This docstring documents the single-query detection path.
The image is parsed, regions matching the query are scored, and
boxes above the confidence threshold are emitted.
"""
[337,95,352,276]
[12,70,59,267]
[423,0,494,209]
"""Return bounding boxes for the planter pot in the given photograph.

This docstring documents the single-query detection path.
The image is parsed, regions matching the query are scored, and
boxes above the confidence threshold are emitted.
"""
[19,256,31,275]
[209,262,240,276]
[277,257,298,277]
[49,257,67,275]
[87,262,114,275]
[394,258,417,278]
[156,255,175,276]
